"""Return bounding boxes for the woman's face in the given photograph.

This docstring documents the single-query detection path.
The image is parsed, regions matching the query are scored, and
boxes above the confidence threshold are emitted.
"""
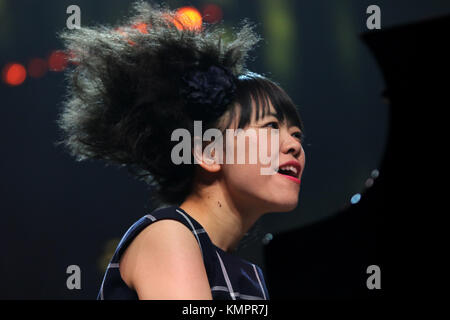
[221,99,305,214]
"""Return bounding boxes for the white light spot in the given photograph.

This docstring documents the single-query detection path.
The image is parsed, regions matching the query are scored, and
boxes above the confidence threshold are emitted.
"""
[371,169,379,179]
[365,178,374,188]
[262,233,273,245]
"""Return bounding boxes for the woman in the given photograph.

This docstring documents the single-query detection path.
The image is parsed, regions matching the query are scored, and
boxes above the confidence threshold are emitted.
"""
[56,1,305,300]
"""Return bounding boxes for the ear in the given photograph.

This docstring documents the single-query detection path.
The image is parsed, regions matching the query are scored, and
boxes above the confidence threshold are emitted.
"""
[192,138,222,173]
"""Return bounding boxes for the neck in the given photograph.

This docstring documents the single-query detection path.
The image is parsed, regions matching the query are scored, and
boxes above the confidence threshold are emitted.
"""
[179,182,262,253]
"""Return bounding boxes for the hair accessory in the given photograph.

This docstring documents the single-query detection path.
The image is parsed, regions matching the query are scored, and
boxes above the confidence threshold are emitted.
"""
[180,64,237,121]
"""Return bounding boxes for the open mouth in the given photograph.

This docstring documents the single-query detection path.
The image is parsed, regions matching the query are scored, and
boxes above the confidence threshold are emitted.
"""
[277,161,301,184]
[277,167,298,178]
[277,171,301,184]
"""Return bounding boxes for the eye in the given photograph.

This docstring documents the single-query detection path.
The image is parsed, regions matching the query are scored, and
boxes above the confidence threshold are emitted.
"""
[264,121,279,129]
[292,131,305,143]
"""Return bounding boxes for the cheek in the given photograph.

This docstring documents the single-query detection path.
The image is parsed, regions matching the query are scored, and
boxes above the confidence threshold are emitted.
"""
[223,164,260,183]
[221,164,267,199]
[222,164,299,211]
[222,133,279,181]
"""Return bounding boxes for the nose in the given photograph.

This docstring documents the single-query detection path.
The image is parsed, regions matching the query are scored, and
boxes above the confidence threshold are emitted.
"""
[280,129,303,158]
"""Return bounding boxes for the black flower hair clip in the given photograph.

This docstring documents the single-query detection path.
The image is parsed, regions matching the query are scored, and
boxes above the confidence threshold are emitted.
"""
[180,64,237,121]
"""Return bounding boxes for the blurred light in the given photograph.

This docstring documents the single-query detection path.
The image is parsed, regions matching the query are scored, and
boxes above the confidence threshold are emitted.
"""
[48,50,68,71]
[66,50,79,66]
[132,22,149,34]
[333,1,359,79]
[115,27,127,37]
[28,58,48,78]
[97,238,120,272]
[365,178,374,188]
[350,193,361,204]
[261,0,296,78]
[175,6,203,31]
[202,4,223,24]
[115,27,136,46]
[2,63,26,86]
[262,233,273,245]
[371,169,380,179]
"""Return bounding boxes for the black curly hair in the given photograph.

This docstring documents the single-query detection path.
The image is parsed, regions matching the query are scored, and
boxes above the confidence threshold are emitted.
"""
[55,1,304,206]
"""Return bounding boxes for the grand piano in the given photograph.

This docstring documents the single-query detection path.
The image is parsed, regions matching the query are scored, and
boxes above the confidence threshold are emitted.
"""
[264,14,450,299]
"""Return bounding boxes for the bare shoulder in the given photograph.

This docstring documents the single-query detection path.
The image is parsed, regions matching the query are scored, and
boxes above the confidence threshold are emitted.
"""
[119,219,212,300]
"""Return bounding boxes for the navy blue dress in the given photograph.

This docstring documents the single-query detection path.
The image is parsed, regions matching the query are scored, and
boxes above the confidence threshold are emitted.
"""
[97,205,270,300]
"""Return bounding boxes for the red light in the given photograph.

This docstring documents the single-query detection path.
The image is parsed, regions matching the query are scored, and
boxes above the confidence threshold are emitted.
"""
[2,63,27,86]
[202,4,223,24]
[28,58,48,78]
[48,50,69,72]
[66,50,79,66]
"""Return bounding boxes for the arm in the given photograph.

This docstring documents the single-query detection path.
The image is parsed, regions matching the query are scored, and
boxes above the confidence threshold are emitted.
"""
[119,219,213,300]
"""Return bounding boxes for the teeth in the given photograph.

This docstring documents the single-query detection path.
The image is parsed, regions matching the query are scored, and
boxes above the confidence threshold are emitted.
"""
[279,165,298,176]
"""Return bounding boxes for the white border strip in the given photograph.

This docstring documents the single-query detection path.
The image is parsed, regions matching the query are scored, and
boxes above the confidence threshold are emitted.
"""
[175,209,204,257]
[252,264,267,300]
[215,251,236,300]
[211,286,264,300]
[144,214,157,221]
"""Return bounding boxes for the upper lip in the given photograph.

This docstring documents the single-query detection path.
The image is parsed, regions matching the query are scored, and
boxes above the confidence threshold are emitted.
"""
[277,160,302,179]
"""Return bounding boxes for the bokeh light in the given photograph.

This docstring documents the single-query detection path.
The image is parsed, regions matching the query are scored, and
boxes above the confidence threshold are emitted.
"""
[350,193,361,204]
[48,50,68,72]
[2,63,26,86]
[28,58,48,78]
[262,233,274,245]
[371,169,380,179]
[202,4,223,24]
[365,178,374,188]
[175,6,203,31]
[132,22,149,34]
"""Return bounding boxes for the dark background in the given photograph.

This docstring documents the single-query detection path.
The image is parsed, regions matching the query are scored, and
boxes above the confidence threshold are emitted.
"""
[1,0,448,299]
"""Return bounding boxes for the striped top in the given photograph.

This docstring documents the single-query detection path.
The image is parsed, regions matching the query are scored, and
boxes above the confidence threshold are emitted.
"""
[97,205,270,300]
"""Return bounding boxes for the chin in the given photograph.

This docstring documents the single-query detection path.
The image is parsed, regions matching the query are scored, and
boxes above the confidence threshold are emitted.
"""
[268,198,298,212]
[279,203,298,212]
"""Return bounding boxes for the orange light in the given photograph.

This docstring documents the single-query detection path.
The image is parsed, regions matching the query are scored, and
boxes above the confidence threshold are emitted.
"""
[115,27,128,37]
[202,4,223,24]
[162,13,181,30]
[175,7,203,31]
[2,63,26,86]
[28,58,48,78]
[115,27,136,46]
[48,50,68,72]
[132,22,149,34]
